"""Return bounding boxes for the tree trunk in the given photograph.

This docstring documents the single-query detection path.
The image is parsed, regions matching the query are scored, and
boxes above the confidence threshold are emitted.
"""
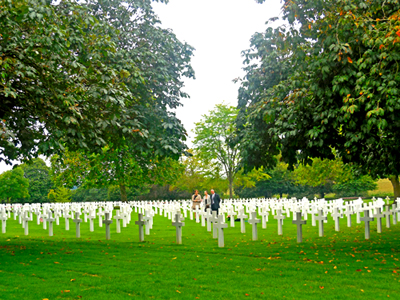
[389,175,400,200]
[228,179,233,199]
[120,183,128,202]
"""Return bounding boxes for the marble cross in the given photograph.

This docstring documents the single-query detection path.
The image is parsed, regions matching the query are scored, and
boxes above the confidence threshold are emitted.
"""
[292,211,306,243]
[200,209,206,227]
[227,206,237,228]
[315,209,327,237]
[214,214,228,247]
[47,211,56,237]
[310,208,318,226]
[382,206,392,228]
[248,212,261,241]
[331,207,343,232]
[274,209,286,236]
[143,210,152,236]
[373,207,383,233]
[344,205,353,227]
[88,211,96,232]
[172,213,185,244]
[194,206,201,223]
[114,210,122,233]
[210,211,219,239]
[73,212,82,238]
[97,208,105,227]
[259,207,269,229]
[64,210,71,231]
[22,211,30,236]
[237,208,248,234]
[0,210,7,234]
[360,210,374,240]
[135,213,145,242]
[42,211,47,230]
[103,212,113,240]
[391,204,398,225]
[204,208,212,232]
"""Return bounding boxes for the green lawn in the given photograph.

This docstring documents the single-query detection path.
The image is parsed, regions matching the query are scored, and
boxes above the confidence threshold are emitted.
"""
[1,211,399,299]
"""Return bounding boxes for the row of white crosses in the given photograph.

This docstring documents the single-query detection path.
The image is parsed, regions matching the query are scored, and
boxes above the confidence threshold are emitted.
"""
[127,196,400,247]
[2,196,400,245]
[0,202,134,240]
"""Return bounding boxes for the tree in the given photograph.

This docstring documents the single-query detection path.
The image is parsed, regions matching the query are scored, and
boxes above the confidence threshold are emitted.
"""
[0,168,30,203]
[193,104,242,198]
[236,160,312,199]
[294,157,377,198]
[1,0,133,163]
[71,187,108,202]
[1,0,193,169]
[19,158,53,203]
[294,158,343,198]
[239,0,400,198]
[48,0,194,201]
[333,175,378,197]
[47,187,72,203]
[51,149,184,201]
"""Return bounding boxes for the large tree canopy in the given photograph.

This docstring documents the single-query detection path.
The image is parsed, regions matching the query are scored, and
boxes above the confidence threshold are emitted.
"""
[19,158,53,203]
[1,0,132,162]
[0,167,29,202]
[1,0,194,165]
[238,0,400,197]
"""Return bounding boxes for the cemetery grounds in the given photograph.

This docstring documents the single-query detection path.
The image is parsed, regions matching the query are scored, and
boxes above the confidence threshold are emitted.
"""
[1,210,399,299]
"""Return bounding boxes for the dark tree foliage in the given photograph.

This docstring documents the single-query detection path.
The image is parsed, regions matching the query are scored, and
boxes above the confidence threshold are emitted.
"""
[239,0,400,197]
[19,158,53,203]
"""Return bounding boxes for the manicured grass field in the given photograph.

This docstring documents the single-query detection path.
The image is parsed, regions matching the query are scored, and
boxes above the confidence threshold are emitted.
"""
[1,211,399,299]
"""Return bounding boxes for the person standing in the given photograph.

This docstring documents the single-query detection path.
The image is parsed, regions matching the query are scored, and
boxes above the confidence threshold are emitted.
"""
[210,189,220,214]
[191,190,202,216]
[203,190,211,211]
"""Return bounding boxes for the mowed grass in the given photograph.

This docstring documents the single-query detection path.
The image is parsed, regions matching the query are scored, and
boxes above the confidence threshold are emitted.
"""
[1,210,400,300]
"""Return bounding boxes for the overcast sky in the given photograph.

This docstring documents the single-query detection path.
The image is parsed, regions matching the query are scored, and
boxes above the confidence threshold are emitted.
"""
[0,0,282,174]
[153,0,282,142]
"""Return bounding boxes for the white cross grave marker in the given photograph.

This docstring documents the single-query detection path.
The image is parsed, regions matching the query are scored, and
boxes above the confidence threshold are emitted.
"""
[214,214,228,247]
[344,205,353,227]
[47,211,56,237]
[1,210,7,234]
[237,208,248,234]
[391,204,398,225]
[22,211,30,236]
[360,210,374,240]
[103,212,113,240]
[210,211,219,239]
[274,209,286,236]
[259,207,269,229]
[292,211,307,243]
[248,211,261,241]
[382,206,392,228]
[73,212,82,238]
[331,207,343,232]
[135,214,145,242]
[373,207,383,233]
[315,209,327,237]
[204,208,212,232]
[98,208,105,227]
[114,210,122,233]
[172,213,185,244]
[88,211,96,232]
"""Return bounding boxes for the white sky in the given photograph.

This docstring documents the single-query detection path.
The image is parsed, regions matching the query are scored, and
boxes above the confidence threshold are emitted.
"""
[152,0,282,142]
[0,0,282,174]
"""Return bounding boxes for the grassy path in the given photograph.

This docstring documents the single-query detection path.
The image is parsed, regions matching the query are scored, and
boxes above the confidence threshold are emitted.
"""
[1,212,399,299]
